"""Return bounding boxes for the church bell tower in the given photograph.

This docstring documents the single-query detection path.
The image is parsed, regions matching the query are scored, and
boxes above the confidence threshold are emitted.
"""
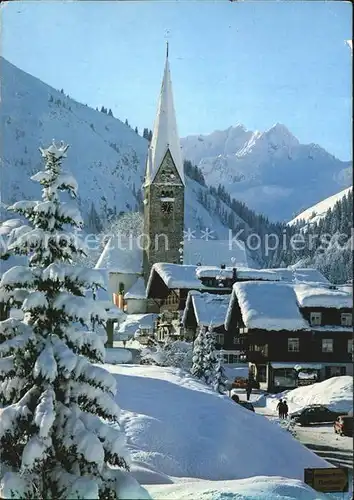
[143,43,185,282]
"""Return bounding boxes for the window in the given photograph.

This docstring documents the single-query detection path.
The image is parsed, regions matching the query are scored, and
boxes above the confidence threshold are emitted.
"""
[310,312,322,326]
[341,313,352,327]
[257,365,267,383]
[233,336,240,345]
[215,334,224,346]
[118,282,125,294]
[274,368,296,379]
[253,344,268,356]
[348,339,353,354]
[166,293,178,305]
[161,190,174,198]
[327,365,345,377]
[222,352,241,364]
[288,338,300,352]
[322,338,333,353]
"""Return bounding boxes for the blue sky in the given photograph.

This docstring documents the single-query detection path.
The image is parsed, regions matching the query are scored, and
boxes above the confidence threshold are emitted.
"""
[2,1,352,160]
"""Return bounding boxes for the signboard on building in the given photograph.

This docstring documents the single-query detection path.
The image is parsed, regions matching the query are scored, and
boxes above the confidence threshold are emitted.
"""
[304,467,349,493]
[297,378,317,386]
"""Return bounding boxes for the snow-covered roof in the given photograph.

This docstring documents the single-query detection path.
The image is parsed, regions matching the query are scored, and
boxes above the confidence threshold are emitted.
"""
[183,239,254,268]
[226,282,310,332]
[273,267,330,285]
[195,267,235,279]
[236,268,281,281]
[183,291,231,328]
[95,236,142,274]
[147,262,233,292]
[148,263,203,290]
[145,48,184,186]
[294,283,352,309]
[194,266,281,281]
[124,277,146,300]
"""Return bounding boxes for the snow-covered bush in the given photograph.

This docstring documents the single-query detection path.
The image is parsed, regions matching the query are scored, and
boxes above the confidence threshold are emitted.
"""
[0,142,149,499]
[141,338,193,371]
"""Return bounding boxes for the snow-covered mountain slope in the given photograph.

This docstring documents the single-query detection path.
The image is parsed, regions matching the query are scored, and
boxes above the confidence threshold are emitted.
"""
[0,57,243,241]
[288,186,353,227]
[181,125,351,222]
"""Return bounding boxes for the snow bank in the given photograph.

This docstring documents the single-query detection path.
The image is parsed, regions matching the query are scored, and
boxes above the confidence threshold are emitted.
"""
[105,348,133,365]
[146,476,329,500]
[114,314,157,341]
[294,283,352,309]
[105,364,329,483]
[265,376,353,414]
[228,282,309,331]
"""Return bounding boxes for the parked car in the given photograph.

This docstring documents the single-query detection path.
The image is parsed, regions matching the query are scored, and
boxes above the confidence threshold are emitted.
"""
[290,405,346,426]
[334,416,353,437]
[238,401,255,412]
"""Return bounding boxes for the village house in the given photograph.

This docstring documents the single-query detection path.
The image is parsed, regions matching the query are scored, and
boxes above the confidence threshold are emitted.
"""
[224,280,353,392]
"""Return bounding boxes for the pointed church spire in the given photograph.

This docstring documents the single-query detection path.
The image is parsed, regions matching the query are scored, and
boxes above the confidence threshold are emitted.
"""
[145,45,185,186]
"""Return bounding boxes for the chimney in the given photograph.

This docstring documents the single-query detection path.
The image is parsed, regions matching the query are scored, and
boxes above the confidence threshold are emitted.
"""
[232,267,237,281]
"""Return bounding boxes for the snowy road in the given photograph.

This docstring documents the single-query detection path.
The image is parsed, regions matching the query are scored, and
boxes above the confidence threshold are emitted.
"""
[291,424,353,469]
[253,406,353,469]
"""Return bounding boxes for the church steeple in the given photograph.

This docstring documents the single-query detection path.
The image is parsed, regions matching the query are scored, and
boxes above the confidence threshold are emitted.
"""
[145,44,185,186]
[143,45,185,282]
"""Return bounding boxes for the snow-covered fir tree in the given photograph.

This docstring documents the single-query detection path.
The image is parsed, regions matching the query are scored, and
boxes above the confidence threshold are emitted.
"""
[211,356,228,394]
[190,326,208,381]
[0,141,148,499]
[203,325,219,386]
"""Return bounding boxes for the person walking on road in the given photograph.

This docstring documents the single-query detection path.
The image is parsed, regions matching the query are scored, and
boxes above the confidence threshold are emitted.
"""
[283,401,289,419]
[246,379,253,401]
[276,399,284,419]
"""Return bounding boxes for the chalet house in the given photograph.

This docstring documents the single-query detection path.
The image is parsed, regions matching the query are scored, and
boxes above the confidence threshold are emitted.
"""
[182,291,242,363]
[145,263,233,314]
[225,280,353,392]
[293,283,353,379]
